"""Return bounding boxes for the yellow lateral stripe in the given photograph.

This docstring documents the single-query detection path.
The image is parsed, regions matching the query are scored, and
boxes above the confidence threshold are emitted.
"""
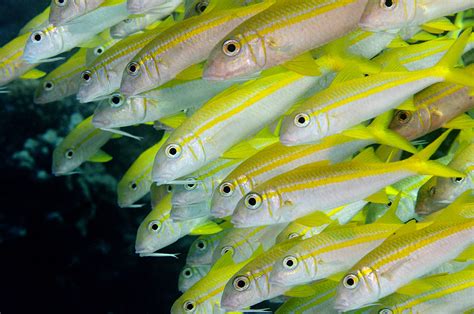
[418,84,464,109]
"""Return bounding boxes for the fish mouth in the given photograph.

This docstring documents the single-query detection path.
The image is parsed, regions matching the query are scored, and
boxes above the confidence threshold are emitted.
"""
[91,115,111,128]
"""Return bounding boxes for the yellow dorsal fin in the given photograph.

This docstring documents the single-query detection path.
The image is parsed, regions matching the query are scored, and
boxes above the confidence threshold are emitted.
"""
[190,220,222,235]
[331,64,365,85]
[294,211,333,228]
[158,112,188,129]
[20,68,46,79]
[175,63,204,81]
[221,140,259,159]
[282,52,321,76]
[87,149,113,163]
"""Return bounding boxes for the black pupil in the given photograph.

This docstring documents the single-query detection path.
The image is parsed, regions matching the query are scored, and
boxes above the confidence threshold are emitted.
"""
[455,177,463,182]
[188,184,195,188]
[286,259,294,267]
[237,280,246,288]
[58,0,64,3]
[197,242,204,249]
[223,185,231,194]
[346,277,355,286]
[226,44,236,53]
[399,112,408,121]
[185,270,191,276]
[112,96,121,104]
[83,73,90,81]
[169,147,177,155]
[197,4,207,12]
[186,303,194,310]
[34,34,41,41]
[46,83,52,88]
[97,49,103,54]
[298,116,306,124]
[129,64,137,72]
[385,0,393,7]
[248,197,256,206]
[167,186,172,192]
[152,224,159,231]
[387,202,392,207]
[131,183,137,189]
[67,151,73,157]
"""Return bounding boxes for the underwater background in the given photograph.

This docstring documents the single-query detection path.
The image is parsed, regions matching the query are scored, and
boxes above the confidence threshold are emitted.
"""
[0,0,182,312]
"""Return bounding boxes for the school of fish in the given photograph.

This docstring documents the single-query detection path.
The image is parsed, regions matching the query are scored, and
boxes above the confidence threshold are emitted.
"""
[2,0,474,312]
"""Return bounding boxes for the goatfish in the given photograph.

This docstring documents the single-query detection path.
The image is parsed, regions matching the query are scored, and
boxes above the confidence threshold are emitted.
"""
[119,0,274,96]
[359,0,474,32]
[34,49,87,104]
[178,264,211,293]
[360,269,474,314]
[48,0,106,25]
[230,131,465,227]
[135,193,221,255]
[203,0,369,80]
[151,70,320,185]
[116,133,169,208]
[334,205,474,311]
[0,33,45,87]
[52,116,113,176]
[171,158,242,221]
[110,11,169,39]
[23,2,129,64]
[221,238,301,310]
[92,78,234,129]
[126,0,175,14]
[269,223,401,288]
[186,230,229,266]
[279,29,474,146]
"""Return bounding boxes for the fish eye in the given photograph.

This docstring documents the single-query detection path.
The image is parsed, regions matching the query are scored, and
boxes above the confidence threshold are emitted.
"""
[127,61,140,76]
[396,110,411,124]
[43,81,54,91]
[195,1,208,14]
[54,0,67,7]
[233,276,250,291]
[81,70,92,83]
[283,256,298,270]
[184,178,197,191]
[32,31,44,43]
[378,309,393,314]
[294,113,310,128]
[167,185,173,192]
[451,177,465,184]
[222,39,241,57]
[124,18,132,24]
[196,239,207,250]
[380,0,396,9]
[109,93,125,107]
[429,186,436,196]
[94,46,104,56]
[165,144,182,159]
[182,267,193,279]
[129,181,138,191]
[183,300,196,312]
[221,246,234,256]
[343,274,359,289]
[244,193,262,210]
[219,182,234,197]
[64,149,74,159]
[288,232,300,239]
[147,220,161,233]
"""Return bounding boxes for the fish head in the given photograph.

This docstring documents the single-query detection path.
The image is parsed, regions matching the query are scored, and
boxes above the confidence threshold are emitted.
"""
[184,0,210,18]
[120,54,162,96]
[49,0,85,25]
[77,67,109,103]
[269,250,311,287]
[187,235,216,265]
[34,78,60,104]
[389,109,429,140]
[52,142,84,176]
[335,267,380,312]
[127,0,165,14]
[110,18,137,39]
[221,271,263,310]
[170,203,210,221]
[211,178,246,218]
[178,265,208,293]
[280,109,322,146]
[135,216,177,254]
[171,294,210,314]
[415,176,464,216]
[172,177,210,207]
[93,93,148,128]
[231,189,281,228]
[23,26,63,63]
[204,33,266,81]
[152,136,205,185]
[116,172,150,208]
[359,0,416,32]
[275,223,306,244]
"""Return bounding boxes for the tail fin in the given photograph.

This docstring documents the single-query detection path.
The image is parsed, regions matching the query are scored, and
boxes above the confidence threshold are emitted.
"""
[405,130,466,178]
[435,28,474,87]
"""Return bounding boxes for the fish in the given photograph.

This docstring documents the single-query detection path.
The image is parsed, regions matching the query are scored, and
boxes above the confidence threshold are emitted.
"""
[178,264,211,293]
[416,139,473,216]
[116,133,169,208]
[49,0,106,25]
[52,116,113,176]
[110,13,165,39]
[119,1,274,96]
[92,78,234,128]
[359,0,474,32]
[171,158,242,221]
[34,49,87,104]
[334,210,474,310]
[203,0,369,80]
[221,239,300,310]
[186,230,229,266]
[77,27,162,103]
[279,29,474,146]
[269,223,401,289]
[151,70,320,185]
[212,224,287,264]
[0,33,45,87]
[135,193,220,254]
[359,270,474,314]
[126,0,174,14]
[275,280,339,314]
[230,131,465,227]
[23,2,129,64]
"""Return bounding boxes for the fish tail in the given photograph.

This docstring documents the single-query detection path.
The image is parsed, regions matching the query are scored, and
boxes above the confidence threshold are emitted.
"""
[405,130,466,178]
[436,28,474,87]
